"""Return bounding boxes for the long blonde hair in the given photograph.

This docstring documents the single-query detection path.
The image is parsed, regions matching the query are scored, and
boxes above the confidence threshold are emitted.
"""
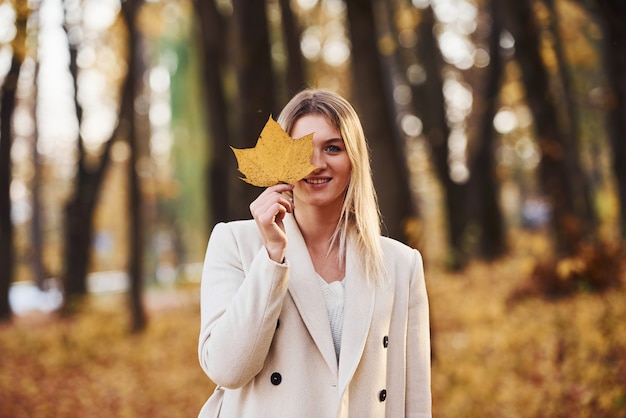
[277,89,386,283]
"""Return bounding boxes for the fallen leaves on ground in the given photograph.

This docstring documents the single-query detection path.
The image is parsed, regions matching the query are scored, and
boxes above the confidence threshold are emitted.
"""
[1,242,625,417]
[0,288,213,418]
[428,244,626,418]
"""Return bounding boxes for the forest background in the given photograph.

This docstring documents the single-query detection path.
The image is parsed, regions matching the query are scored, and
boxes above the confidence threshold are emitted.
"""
[1,0,626,416]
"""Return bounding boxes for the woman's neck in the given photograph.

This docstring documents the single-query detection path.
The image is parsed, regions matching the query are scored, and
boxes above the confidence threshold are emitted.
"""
[293,205,340,245]
[293,204,346,283]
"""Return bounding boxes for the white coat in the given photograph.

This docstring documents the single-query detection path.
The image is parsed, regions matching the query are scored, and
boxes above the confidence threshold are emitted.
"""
[198,214,431,417]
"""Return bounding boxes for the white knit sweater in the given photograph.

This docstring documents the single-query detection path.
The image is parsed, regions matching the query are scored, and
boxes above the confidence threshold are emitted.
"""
[317,275,345,361]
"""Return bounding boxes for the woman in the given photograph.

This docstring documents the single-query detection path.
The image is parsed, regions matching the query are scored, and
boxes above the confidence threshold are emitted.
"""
[198,89,431,417]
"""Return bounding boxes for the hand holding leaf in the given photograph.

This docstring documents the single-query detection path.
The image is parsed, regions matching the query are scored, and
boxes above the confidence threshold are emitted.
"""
[231,116,318,187]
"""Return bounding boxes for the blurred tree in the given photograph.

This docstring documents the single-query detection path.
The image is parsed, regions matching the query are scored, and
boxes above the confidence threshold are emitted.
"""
[375,0,423,223]
[0,0,29,320]
[62,0,150,332]
[467,0,506,261]
[193,0,231,227]
[594,0,626,239]
[543,0,597,231]
[230,0,277,221]
[503,0,592,256]
[163,9,209,264]
[345,0,415,242]
[29,61,45,291]
[411,4,469,267]
[378,0,423,192]
[278,0,307,97]
[61,0,116,305]
[63,4,115,306]
[121,0,147,333]
[0,55,19,320]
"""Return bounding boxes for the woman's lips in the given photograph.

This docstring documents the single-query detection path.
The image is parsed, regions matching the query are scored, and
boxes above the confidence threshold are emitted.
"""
[304,178,331,185]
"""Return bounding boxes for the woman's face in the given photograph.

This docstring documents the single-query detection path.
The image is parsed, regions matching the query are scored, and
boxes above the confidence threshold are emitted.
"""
[291,114,351,212]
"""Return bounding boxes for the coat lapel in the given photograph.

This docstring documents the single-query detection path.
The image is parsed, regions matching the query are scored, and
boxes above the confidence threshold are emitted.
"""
[337,240,375,395]
[284,214,338,375]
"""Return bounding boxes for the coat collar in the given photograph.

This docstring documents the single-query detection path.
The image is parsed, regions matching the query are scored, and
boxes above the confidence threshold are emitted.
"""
[284,214,375,389]
[338,243,375,394]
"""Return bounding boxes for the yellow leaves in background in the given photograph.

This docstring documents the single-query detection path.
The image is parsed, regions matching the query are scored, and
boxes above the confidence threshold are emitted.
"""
[9,0,30,62]
[428,248,626,418]
[0,291,211,418]
[231,116,317,187]
[2,247,626,418]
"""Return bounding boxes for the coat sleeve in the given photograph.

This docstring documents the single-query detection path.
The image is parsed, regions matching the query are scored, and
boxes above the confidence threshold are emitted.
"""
[198,222,290,389]
[406,249,432,417]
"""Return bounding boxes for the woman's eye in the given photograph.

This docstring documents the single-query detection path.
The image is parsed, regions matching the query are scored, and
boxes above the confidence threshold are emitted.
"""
[325,145,342,152]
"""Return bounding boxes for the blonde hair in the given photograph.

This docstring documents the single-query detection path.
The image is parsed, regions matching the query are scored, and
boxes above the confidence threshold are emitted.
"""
[277,89,386,283]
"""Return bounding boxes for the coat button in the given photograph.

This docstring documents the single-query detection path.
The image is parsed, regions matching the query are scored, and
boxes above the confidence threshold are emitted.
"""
[383,335,389,348]
[270,372,282,385]
[379,389,387,402]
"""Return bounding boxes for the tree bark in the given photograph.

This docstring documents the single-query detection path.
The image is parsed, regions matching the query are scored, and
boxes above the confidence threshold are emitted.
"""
[278,0,307,97]
[194,0,231,226]
[544,0,597,232]
[61,0,113,303]
[377,0,423,223]
[345,0,415,242]
[230,0,276,220]
[61,0,130,310]
[1,1,28,319]
[503,0,588,256]
[30,62,46,290]
[411,5,468,267]
[121,0,147,333]
[594,0,626,238]
[0,57,21,320]
[468,0,506,260]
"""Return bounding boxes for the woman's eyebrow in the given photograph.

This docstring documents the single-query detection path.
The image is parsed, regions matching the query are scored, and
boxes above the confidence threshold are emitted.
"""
[324,137,344,144]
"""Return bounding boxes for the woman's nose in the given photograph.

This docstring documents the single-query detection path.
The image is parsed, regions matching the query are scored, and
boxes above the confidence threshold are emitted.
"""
[311,150,326,170]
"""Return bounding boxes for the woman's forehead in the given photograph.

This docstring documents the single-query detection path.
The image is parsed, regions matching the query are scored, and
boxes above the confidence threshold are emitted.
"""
[292,114,340,137]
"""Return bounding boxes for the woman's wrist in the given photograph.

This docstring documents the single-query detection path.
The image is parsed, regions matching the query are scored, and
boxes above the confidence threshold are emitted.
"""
[266,245,286,264]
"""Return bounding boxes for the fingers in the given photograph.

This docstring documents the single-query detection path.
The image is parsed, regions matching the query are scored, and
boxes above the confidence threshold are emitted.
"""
[252,202,288,226]
[250,184,294,221]
[251,196,293,222]
[250,184,294,263]
[269,182,295,194]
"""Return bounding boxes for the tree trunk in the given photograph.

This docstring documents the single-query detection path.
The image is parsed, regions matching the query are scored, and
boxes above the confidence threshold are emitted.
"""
[0,1,28,319]
[61,0,124,307]
[595,0,626,238]
[30,62,46,290]
[468,0,506,260]
[411,5,468,267]
[194,0,231,227]
[0,57,21,320]
[503,0,588,256]
[231,0,276,220]
[544,0,597,233]
[278,0,307,97]
[121,0,147,333]
[61,0,114,304]
[376,0,423,223]
[345,0,415,242]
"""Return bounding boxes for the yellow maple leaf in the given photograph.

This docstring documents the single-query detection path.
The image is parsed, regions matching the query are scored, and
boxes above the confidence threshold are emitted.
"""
[231,116,318,187]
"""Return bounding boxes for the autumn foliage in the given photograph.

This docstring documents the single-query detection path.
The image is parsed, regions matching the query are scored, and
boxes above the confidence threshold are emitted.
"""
[2,238,626,418]
[509,243,624,302]
[231,116,317,187]
[429,242,626,417]
[0,288,212,418]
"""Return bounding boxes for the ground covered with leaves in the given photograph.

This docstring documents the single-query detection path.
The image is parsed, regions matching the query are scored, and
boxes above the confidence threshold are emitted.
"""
[0,288,212,418]
[1,251,625,417]
[429,252,626,418]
